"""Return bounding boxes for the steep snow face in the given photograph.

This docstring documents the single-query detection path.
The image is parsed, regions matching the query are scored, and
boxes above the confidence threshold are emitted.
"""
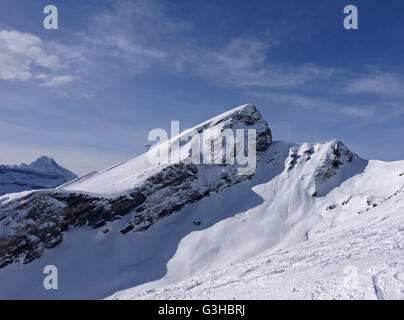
[0,156,77,196]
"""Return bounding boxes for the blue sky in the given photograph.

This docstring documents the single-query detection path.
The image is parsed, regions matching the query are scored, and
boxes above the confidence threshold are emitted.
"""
[0,0,403,174]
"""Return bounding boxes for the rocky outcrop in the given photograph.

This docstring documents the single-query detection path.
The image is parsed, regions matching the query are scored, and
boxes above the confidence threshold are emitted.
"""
[314,140,355,184]
[0,190,146,268]
[282,140,361,197]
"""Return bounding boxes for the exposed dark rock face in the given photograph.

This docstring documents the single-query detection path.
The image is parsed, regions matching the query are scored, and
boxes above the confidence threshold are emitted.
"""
[315,140,355,183]
[256,128,272,152]
[230,105,272,152]
[0,190,146,268]
[125,161,255,233]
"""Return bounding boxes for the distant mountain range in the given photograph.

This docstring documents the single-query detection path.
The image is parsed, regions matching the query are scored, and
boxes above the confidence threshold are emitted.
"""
[0,156,77,196]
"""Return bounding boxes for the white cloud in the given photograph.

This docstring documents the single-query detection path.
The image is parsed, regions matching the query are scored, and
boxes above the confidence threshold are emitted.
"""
[38,74,75,87]
[0,29,75,87]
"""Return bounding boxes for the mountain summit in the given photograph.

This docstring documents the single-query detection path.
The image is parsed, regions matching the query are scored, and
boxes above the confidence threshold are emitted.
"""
[0,104,403,299]
[61,104,272,195]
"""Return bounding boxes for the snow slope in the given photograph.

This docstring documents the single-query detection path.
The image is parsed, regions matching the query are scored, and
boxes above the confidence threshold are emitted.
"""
[111,183,404,300]
[0,104,403,300]
[0,156,77,196]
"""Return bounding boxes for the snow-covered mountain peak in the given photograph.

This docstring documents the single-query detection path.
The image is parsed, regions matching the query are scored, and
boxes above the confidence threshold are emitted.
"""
[280,139,364,197]
[29,156,58,170]
[193,104,266,130]
[61,104,272,195]
[22,156,76,181]
[0,156,77,196]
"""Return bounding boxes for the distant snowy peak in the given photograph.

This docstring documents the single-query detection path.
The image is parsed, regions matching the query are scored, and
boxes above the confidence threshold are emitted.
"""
[0,156,77,196]
[25,156,76,181]
[28,156,60,172]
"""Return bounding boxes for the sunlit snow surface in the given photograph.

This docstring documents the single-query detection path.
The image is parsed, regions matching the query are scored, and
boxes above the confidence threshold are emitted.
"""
[110,195,404,300]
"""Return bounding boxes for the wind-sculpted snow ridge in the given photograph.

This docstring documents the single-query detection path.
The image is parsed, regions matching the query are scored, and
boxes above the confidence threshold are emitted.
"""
[0,156,77,196]
[0,104,403,299]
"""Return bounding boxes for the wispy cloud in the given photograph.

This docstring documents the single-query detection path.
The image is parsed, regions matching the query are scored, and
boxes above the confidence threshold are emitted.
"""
[190,38,335,88]
[76,1,333,88]
[254,92,374,118]
[346,72,404,97]
[77,0,188,73]
[37,74,75,87]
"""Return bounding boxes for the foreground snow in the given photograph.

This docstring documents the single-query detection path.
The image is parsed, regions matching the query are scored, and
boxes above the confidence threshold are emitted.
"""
[109,184,404,300]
